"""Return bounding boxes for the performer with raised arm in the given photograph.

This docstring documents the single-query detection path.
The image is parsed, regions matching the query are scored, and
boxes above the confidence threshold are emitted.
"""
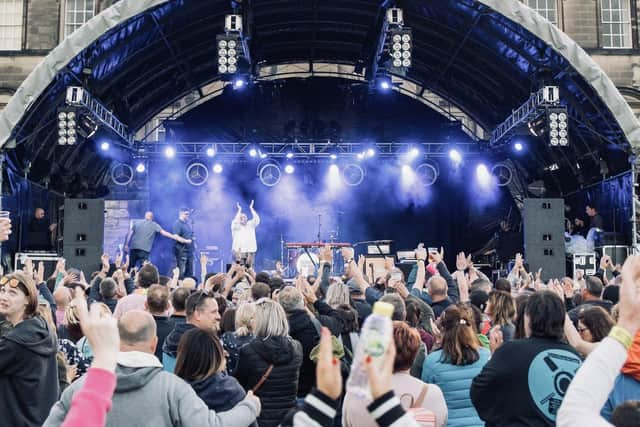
[231,200,260,268]
[124,211,190,269]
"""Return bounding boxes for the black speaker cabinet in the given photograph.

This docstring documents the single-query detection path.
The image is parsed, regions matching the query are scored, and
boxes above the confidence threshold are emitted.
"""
[523,198,566,281]
[62,199,105,277]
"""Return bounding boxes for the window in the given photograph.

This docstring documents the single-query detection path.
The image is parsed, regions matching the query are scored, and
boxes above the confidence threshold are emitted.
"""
[600,0,632,48]
[63,0,95,38]
[0,0,24,50]
[525,0,558,25]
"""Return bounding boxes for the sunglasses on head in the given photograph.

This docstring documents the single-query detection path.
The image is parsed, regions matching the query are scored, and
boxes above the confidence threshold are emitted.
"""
[0,276,21,289]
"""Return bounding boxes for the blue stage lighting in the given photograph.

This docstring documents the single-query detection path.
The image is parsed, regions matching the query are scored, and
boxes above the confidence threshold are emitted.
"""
[249,148,258,157]
[259,151,268,159]
[476,164,491,187]
[100,141,110,151]
[164,146,176,159]
[213,163,223,174]
[366,148,376,158]
[514,142,524,152]
[233,78,246,89]
[409,147,420,159]
[136,162,146,173]
[206,147,216,157]
[284,164,295,174]
[378,77,392,91]
[330,154,338,160]
[286,152,294,159]
[449,149,462,164]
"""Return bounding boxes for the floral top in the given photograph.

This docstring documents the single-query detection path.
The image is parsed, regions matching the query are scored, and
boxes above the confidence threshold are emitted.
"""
[58,338,90,380]
[220,332,254,376]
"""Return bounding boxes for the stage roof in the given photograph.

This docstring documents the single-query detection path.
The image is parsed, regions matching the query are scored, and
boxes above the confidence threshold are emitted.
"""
[0,0,637,194]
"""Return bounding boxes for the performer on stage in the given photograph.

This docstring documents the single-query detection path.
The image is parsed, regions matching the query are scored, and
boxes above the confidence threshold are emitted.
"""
[585,204,605,230]
[231,200,260,268]
[124,211,190,269]
[173,208,195,279]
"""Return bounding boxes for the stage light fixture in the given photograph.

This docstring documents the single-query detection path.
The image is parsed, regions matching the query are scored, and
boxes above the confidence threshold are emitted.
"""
[249,148,258,157]
[206,147,216,157]
[409,147,420,159]
[379,79,391,91]
[387,28,412,73]
[514,142,524,152]
[259,151,268,159]
[357,152,366,160]
[57,107,78,145]
[284,164,295,174]
[100,141,110,151]
[233,77,246,89]
[546,107,569,147]
[136,162,146,173]
[213,163,224,174]
[449,149,462,164]
[286,152,294,159]
[401,164,416,188]
[366,148,376,158]
[217,34,243,75]
[164,146,176,159]
[330,154,338,161]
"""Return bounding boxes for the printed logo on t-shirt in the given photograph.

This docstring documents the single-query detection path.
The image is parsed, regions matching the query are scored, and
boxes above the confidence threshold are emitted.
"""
[527,349,582,421]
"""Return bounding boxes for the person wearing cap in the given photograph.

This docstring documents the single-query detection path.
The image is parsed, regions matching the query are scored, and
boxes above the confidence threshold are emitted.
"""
[0,271,59,427]
[173,208,195,279]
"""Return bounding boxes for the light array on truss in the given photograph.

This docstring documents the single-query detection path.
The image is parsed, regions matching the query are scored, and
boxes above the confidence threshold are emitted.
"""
[217,34,242,75]
[547,107,569,147]
[388,29,412,71]
[57,107,78,145]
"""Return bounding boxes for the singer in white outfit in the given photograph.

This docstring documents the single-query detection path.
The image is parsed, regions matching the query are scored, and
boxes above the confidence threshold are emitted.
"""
[231,200,260,267]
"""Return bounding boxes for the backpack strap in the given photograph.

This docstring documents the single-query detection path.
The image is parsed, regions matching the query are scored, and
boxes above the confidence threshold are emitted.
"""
[252,364,274,393]
[413,384,429,408]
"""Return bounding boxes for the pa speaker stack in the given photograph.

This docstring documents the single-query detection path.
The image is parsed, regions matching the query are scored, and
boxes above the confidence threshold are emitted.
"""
[523,198,566,281]
[62,199,105,278]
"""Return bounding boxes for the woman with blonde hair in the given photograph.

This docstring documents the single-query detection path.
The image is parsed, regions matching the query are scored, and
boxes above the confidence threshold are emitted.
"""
[485,290,516,342]
[221,301,256,375]
[325,281,350,309]
[235,299,303,427]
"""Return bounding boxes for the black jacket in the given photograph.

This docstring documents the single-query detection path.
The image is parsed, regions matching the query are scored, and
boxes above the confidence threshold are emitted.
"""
[471,337,582,426]
[190,372,246,412]
[0,316,59,427]
[162,322,195,358]
[236,336,303,427]
[153,315,175,361]
[287,309,321,397]
[567,299,614,325]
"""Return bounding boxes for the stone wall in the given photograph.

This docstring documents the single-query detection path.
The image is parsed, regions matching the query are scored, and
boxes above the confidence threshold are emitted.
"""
[26,0,60,50]
[103,199,147,256]
[562,0,599,48]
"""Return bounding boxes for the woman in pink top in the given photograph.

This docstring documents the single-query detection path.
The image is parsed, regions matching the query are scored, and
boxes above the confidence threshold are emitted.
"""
[342,321,448,427]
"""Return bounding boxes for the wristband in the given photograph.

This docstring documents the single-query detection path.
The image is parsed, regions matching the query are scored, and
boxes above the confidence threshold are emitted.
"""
[609,326,633,350]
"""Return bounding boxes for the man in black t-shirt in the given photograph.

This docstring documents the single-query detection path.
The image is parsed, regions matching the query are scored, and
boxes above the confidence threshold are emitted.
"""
[586,204,605,230]
[173,208,194,279]
[27,208,56,250]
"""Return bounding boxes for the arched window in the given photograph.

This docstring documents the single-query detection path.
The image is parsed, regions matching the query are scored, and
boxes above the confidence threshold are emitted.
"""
[599,0,632,48]
[524,0,559,25]
[0,0,24,51]
[62,0,96,39]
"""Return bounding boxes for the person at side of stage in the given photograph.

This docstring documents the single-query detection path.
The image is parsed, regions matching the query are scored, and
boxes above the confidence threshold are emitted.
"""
[173,208,195,279]
[124,211,190,269]
[27,207,56,251]
[231,200,260,268]
[586,204,605,231]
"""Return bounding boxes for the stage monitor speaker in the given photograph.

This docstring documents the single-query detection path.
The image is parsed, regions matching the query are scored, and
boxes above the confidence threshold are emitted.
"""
[362,257,389,281]
[62,199,105,277]
[523,198,565,281]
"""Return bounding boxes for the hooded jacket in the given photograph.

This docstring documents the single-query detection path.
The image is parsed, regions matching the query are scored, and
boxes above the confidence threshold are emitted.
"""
[162,321,196,357]
[44,352,259,427]
[602,331,640,421]
[0,316,59,427]
[286,309,321,397]
[236,335,303,427]
[191,372,246,412]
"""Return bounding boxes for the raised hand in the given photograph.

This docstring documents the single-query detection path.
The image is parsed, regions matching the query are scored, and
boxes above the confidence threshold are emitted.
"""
[562,278,575,299]
[618,255,640,335]
[249,200,255,210]
[456,252,467,271]
[115,252,123,268]
[316,327,342,399]
[415,246,427,262]
[319,244,333,263]
[515,253,523,269]
[74,292,119,372]
[489,326,504,353]
[101,254,110,271]
[236,202,242,211]
[35,261,45,284]
[56,258,66,274]
[23,258,33,279]
[0,217,12,242]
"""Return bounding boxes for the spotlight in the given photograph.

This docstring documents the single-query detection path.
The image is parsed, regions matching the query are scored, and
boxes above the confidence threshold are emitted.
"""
[284,164,295,174]
[164,146,176,159]
[476,164,492,187]
[328,164,342,189]
[388,28,412,73]
[136,162,146,173]
[100,141,110,151]
[378,78,392,91]
[357,152,366,160]
[330,154,338,161]
[546,107,569,147]
[409,147,420,159]
[259,152,268,159]
[213,163,223,174]
[514,142,524,152]
[401,164,416,187]
[233,77,246,89]
[366,148,376,158]
[249,148,258,157]
[57,107,77,145]
[217,34,243,75]
[286,152,294,159]
[449,149,462,164]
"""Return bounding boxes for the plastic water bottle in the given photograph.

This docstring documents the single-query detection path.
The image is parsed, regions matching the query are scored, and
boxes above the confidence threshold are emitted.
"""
[346,301,394,399]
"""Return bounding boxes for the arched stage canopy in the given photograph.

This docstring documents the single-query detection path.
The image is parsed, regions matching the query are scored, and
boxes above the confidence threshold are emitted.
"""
[0,0,639,193]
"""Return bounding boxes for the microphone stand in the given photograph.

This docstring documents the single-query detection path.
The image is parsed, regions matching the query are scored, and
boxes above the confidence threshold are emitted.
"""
[317,213,322,243]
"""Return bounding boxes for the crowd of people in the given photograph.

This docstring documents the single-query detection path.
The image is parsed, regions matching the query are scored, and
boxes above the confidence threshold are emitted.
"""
[1,211,640,427]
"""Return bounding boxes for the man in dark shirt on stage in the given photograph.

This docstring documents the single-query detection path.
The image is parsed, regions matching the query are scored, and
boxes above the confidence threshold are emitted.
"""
[173,208,194,279]
[586,204,605,230]
[124,211,189,269]
[27,208,56,250]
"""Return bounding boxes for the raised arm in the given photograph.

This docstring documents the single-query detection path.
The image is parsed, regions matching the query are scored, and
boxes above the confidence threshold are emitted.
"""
[159,228,190,244]
[249,200,260,226]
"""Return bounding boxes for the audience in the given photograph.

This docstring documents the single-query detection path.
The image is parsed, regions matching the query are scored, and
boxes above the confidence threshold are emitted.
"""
[221,302,255,376]
[145,284,174,361]
[113,264,160,320]
[485,290,516,342]
[170,287,190,324]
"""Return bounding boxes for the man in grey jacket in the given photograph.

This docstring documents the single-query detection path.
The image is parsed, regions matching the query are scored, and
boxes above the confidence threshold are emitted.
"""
[44,310,260,427]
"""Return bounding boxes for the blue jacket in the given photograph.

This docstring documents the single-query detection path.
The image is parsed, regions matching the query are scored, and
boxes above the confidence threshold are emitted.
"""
[190,372,246,412]
[422,347,490,427]
[602,374,640,421]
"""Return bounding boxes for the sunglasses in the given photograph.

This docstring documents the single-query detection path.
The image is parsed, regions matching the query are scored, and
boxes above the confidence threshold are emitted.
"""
[0,276,21,289]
